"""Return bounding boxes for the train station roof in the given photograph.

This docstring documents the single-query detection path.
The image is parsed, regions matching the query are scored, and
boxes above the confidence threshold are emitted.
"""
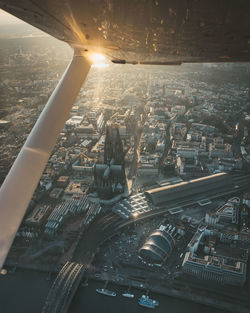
[145,173,234,207]
[139,229,175,262]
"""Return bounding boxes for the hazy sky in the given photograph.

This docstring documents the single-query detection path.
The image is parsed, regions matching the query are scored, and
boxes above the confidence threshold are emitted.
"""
[0,9,25,25]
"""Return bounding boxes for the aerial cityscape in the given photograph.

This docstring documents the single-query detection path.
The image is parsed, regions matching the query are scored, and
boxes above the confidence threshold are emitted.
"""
[1,19,250,313]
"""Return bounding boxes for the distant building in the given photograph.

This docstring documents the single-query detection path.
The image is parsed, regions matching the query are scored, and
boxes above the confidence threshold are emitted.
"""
[72,154,95,176]
[170,123,187,140]
[176,156,208,178]
[182,227,248,286]
[65,115,83,128]
[76,124,94,137]
[138,153,159,176]
[172,140,206,156]
[56,176,69,188]
[191,123,215,134]
[171,105,186,115]
[64,182,85,198]
[209,143,233,159]
[24,204,51,230]
[220,229,250,245]
[182,252,246,286]
[162,156,175,175]
[39,165,55,191]
[87,108,105,132]
[90,135,106,158]
[44,197,90,237]
[205,197,240,227]
[49,188,64,199]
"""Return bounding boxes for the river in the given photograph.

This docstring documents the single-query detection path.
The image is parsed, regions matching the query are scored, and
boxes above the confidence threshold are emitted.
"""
[0,268,231,313]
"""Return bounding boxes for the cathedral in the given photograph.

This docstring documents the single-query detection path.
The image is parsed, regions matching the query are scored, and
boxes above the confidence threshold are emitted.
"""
[94,124,126,199]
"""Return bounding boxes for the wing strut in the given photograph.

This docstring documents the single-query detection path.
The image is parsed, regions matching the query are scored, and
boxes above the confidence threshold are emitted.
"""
[0,50,92,269]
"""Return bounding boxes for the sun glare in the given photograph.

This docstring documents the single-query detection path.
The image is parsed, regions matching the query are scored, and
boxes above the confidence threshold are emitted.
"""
[88,53,109,68]
[90,53,105,63]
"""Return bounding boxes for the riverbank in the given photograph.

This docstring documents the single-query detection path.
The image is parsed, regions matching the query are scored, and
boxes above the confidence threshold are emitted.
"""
[90,272,249,313]
[0,267,229,313]
[3,261,250,313]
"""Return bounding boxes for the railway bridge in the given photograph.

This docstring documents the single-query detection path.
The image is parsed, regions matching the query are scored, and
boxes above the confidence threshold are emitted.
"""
[42,261,85,313]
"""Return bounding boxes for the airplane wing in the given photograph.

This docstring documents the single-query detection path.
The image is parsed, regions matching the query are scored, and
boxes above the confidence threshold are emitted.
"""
[0,0,250,64]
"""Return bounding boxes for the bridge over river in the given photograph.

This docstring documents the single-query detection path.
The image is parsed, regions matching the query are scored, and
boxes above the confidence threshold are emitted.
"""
[42,261,85,313]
